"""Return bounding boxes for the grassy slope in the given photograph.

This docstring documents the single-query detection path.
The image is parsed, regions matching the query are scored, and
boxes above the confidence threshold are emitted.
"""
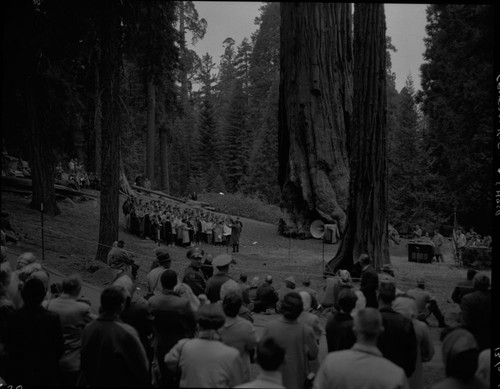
[2,191,492,387]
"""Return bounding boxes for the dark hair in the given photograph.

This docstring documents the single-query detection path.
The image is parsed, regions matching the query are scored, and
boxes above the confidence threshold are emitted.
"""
[257,337,285,371]
[466,269,478,281]
[222,290,242,317]
[359,253,370,266]
[338,288,358,313]
[197,303,225,330]
[281,292,303,321]
[446,349,480,380]
[160,269,177,290]
[100,286,126,314]
[239,273,247,283]
[62,273,82,296]
[21,278,46,305]
[377,282,396,304]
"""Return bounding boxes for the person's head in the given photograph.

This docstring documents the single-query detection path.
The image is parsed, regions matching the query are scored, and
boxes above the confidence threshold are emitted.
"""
[100,285,127,315]
[466,268,478,281]
[298,291,311,311]
[239,273,248,283]
[213,254,232,272]
[284,276,296,289]
[21,278,46,306]
[377,281,396,305]
[62,273,83,297]
[117,240,125,248]
[256,337,285,372]
[186,247,204,268]
[280,291,303,321]
[16,252,37,270]
[392,296,418,320]
[472,273,490,291]
[338,288,358,314]
[203,254,213,265]
[222,290,243,318]
[416,278,426,289]
[220,279,240,300]
[353,308,384,343]
[112,273,136,299]
[359,253,370,267]
[302,278,311,287]
[160,269,177,290]
[197,303,225,331]
[155,247,172,268]
[265,275,273,285]
[337,269,352,286]
[28,270,50,293]
[440,327,479,382]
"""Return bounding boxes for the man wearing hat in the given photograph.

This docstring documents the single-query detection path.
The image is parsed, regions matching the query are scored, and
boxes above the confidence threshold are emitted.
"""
[146,247,172,296]
[205,254,234,303]
[182,247,207,297]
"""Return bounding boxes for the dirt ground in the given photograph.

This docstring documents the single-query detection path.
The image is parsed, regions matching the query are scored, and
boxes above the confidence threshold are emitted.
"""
[1,191,492,388]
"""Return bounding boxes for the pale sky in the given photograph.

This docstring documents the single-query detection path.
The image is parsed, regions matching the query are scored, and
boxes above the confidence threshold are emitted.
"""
[190,2,428,92]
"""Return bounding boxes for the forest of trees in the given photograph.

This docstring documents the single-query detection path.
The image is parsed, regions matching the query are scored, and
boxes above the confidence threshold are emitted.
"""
[2,3,494,262]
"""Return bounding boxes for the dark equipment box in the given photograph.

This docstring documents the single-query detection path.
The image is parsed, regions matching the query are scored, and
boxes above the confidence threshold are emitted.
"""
[408,242,434,263]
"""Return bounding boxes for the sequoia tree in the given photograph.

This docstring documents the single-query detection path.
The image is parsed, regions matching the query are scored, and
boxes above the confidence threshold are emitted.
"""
[94,0,123,263]
[278,3,353,237]
[328,4,389,271]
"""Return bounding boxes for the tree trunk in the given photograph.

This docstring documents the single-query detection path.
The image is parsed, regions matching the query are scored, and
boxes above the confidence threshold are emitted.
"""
[94,59,102,177]
[278,3,353,237]
[159,124,170,193]
[95,0,122,263]
[119,148,134,196]
[146,77,156,187]
[26,79,60,217]
[328,4,389,272]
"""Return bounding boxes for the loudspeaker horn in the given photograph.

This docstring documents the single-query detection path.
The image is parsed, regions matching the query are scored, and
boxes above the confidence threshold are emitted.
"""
[310,219,325,239]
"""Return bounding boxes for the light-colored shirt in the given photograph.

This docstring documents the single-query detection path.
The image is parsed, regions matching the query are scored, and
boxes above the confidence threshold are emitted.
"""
[313,343,409,389]
[235,370,285,388]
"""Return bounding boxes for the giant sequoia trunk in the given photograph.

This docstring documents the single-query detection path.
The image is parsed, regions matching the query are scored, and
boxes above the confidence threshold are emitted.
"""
[328,4,390,272]
[278,3,353,237]
[159,125,170,192]
[95,0,122,263]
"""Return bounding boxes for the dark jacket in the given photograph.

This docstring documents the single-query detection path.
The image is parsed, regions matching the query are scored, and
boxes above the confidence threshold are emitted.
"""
[360,265,379,308]
[79,315,149,387]
[183,265,207,297]
[205,272,232,303]
[254,282,279,312]
[6,305,64,386]
[325,311,356,352]
[451,280,474,304]
[377,307,418,377]
[460,290,491,350]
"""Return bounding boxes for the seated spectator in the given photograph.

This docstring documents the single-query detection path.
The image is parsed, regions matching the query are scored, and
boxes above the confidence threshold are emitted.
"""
[460,273,491,350]
[113,274,153,366]
[475,348,491,389]
[146,247,172,296]
[220,279,253,322]
[393,294,435,389]
[79,285,149,387]
[248,276,260,302]
[406,279,448,328]
[6,278,64,386]
[45,274,96,387]
[254,275,279,313]
[261,292,318,389]
[219,289,259,382]
[314,308,408,389]
[325,288,357,353]
[148,269,196,387]
[377,280,418,378]
[164,303,245,387]
[234,337,286,388]
[277,276,296,312]
[296,278,319,310]
[432,327,480,389]
[7,252,41,308]
[298,291,321,374]
[451,268,477,305]
[238,273,252,306]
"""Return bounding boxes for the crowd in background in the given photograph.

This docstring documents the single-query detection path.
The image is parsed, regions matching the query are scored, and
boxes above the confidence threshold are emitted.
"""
[0,238,492,388]
[122,196,243,253]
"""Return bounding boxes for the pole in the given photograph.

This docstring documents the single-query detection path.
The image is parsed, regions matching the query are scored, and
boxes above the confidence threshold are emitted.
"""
[322,236,325,273]
[41,202,45,261]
